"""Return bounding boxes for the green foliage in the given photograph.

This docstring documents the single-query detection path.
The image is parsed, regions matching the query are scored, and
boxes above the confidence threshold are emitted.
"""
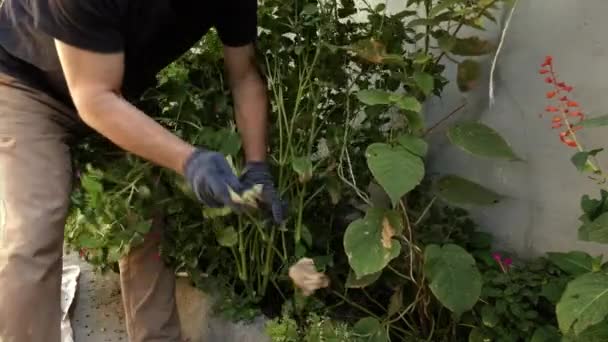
[424,244,482,315]
[472,256,568,341]
[447,122,520,161]
[557,272,608,336]
[436,175,504,206]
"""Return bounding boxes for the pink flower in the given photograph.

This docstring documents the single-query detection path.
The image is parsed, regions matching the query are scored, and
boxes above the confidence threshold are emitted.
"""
[492,252,502,263]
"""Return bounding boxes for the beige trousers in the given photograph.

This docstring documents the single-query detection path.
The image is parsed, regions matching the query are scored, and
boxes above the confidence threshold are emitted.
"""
[0,75,181,341]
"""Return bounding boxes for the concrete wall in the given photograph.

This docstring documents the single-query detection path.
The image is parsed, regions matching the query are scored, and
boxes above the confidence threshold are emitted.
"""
[365,0,608,257]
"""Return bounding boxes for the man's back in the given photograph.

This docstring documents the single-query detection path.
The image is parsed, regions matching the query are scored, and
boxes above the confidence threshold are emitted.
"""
[0,0,257,104]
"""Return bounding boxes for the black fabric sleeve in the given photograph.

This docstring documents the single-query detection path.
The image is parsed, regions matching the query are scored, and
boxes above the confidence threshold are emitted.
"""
[215,0,258,47]
[33,0,124,53]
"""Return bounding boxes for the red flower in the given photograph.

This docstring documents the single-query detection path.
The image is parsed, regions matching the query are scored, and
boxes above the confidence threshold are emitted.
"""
[557,82,566,88]
[541,55,553,67]
[560,96,568,101]
[559,131,577,147]
[563,85,573,92]
[552,116,562,123]
[545,77,553,84]
[545,105,559,112]
[568,110,584,118]
[567,101,579,107]
[552,122,563,129]
[539,69,549,74]
[546,91,556,99]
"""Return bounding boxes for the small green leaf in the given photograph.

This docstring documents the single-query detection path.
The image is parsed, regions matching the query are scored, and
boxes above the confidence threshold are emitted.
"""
[356,89,392,106]
[346,270,382,288]
[292,156,313,183]
[424,244,482,315]
[457,59,481,92]
[541,278,569,304]
[430,0,461,17]
[579,212,608,244]
[78,235,105,249]
[414,71,434,96]
[452,37,496,56]
[438,35,457,52]
[481,305,500,327]
[301,225,313,247]
[468,327,491,342]
[557,273,608,335]
[579,115,608,128]
[447,122,519,160]
[344,208,402,277]
[366,143,425,207]
[353,317,388,342]
[530,325,562,342]
[547,251,594,276]
[397,135,428,157]
[393,95,422,112]
[405,110,425,135]
[216,226,238,247]
[571,149,603,172]
[437,175,503,206]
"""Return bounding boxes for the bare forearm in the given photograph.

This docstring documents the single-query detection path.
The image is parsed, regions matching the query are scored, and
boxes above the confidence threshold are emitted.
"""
[77,92,195,174]
[233,76,268,162]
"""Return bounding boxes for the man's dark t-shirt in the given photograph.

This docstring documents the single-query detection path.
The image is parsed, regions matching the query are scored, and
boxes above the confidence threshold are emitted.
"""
[0,0,257,105]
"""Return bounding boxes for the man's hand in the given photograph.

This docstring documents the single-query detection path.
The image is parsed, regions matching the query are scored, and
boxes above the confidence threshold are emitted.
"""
[184,149,244,210]
[240,161,286,224]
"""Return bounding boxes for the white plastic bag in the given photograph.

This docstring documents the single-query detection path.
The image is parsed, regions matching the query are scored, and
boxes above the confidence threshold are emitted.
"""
[61,265,80,342]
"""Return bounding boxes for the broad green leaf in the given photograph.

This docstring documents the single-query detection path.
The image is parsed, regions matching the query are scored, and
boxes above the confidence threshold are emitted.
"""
[356,89,392,105]
[452,37,496,56]
[571,149,603,172]
[397,135,428,157]
[563,321,608,341]
[457,59,481,92]
[547,251,594,276]
[216,226,238,247]
[437,175,503,206]
[530,325,561,342]
[414,71,434,96]
[579,115,608,128]
[292,156,313,183]
[579,212,608,244]
[393,95,421,112]
[366,143,424,206]
[481,305,499,327]
[353,317,388,342]
[344,208,402,277]
[556,272,608,335]
[447,122,519,160]
[468,327,491,342]
[424,244,482,315]
[346,270,382,288]
[203,206,232,218]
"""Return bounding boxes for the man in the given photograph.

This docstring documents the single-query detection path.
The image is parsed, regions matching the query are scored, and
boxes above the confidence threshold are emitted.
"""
[0,0,284,341]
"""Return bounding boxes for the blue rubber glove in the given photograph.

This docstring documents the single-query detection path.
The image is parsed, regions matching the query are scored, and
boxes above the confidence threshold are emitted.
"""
[184,148,243,210]
[240,161,287,224]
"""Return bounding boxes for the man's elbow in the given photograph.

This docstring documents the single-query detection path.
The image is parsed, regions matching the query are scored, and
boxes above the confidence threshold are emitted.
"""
[71,87,120,123]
